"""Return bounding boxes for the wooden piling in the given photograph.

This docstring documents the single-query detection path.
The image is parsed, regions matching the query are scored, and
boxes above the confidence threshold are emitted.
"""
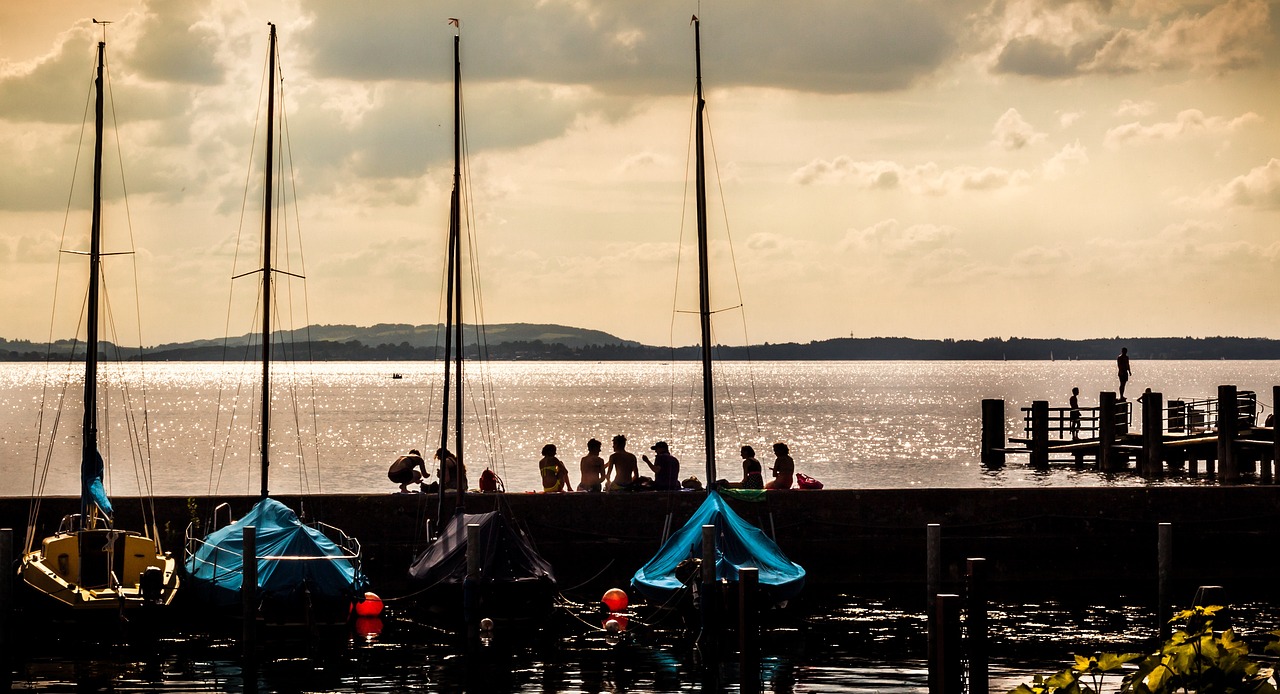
[926,524,941,614]
[1218,385,1239,483]
[465,523,480,644]
[242,525,257,657]
[1030,400,1049,468]
[1269,386,1280,484]
[0,528,11,655]
[1158,522,1172,642]
[930,593,963,694]
[1099,392,1118,472]
[980,399,1006,467]
[738,567,760,693]
[965,558,988,694]
[1141,391,1164,478]
[700,524,718,656]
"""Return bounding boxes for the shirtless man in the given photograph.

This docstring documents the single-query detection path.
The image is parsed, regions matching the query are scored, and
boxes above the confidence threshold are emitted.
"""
[577,438,605,492]
[1117,348,1131,399]
[605,434,638,491]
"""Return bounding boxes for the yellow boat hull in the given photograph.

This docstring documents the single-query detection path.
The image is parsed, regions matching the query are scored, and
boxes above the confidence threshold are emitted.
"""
[21,528,179,611]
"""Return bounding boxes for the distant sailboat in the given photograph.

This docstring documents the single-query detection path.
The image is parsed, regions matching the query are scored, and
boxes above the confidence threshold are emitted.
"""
[183,23,365,625]
[631,15,804,606]
[21,37,179,613]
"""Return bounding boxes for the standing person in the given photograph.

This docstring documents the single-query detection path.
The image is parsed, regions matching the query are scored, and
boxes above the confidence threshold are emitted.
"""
[387,449,429,493]
[1117,347,1131,399]
[605,434,639,491]
[577,438,606,492]
[435,448,464,491]
[1069,387,1081,440]
[642,441,681,491]
[766,441,795,490]
[539,444,571,493]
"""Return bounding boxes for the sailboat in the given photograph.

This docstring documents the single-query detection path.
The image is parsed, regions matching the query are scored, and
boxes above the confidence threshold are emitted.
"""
[182,23,366,625]
[630,15,805,606]
[406,19,557,627]
[20,37,180,612]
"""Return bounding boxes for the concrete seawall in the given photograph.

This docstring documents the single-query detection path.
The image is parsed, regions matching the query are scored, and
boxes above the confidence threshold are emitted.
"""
[6,487,1278,602]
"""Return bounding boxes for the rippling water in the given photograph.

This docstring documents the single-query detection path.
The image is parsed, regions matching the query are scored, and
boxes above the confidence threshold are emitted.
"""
[3,360,1279,497]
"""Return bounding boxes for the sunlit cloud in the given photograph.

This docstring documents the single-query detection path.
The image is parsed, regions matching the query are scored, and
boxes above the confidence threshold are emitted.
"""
[791,158,1032,195]
[1042,141,1088,180]
[1104,109,1262,148]
[992,108,1046,151]
[1192,158,1280,210]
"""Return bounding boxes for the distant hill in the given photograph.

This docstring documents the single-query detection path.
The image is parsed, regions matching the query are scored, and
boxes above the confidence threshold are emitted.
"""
[5,330,1280,361]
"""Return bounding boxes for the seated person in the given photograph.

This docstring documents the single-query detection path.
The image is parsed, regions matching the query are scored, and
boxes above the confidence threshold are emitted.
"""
[539,444,571,493]
[765,441,794,490]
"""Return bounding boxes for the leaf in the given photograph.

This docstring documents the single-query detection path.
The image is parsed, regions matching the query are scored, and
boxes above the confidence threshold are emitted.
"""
[1074,655,1096,672]
[1097,653,1143,671]
[1046,668,1081,689]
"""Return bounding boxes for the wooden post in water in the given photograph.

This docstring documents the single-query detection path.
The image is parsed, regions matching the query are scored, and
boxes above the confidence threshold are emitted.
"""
[738,567,760,693]
[1031,400,1049,468]
[930,593,963,694]
[981,399,1006,467]
[242,525,257,657]
[1099,392,1118,472]
[1218,385,1239,483]
[700,524,718,657]
[0,528,11,655]
[1141,391,1164,478]
[465,523,480,645]
[966,558,988,694]
[926,523,941,690]
[1158,522,1172,642]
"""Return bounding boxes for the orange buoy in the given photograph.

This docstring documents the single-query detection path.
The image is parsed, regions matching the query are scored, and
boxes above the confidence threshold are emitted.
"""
[354,591,384,617]
[354,616,383,640]
[602,587,628,612]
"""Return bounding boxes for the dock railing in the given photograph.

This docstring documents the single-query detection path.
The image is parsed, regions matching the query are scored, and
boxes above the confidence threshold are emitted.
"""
[1020,402,1129,440]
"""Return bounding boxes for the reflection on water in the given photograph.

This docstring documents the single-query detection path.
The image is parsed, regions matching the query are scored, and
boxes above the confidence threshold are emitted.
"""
[5,360,1280,496]
[10,592,1279,692]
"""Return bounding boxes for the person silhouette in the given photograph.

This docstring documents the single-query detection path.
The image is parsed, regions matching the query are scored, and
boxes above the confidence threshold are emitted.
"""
[1117,348,1131,399]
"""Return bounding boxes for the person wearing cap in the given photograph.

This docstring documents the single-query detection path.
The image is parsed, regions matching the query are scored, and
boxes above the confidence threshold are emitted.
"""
[387,448,429,493]
[643,441,681,491]
[605,434,638,491]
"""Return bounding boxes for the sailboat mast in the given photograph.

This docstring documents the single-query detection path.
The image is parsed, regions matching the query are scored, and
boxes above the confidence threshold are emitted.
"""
[260,23,277,499]
[693,17,716,483]
[452,31,465,508]
[82,41,105,515]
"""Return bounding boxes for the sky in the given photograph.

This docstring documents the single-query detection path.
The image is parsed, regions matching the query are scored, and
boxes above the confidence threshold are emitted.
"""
[1,0,1279,348]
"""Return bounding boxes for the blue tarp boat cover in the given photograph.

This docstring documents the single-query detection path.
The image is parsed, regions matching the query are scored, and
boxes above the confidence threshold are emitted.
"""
[408,510,555,588]
[185,497,365,609]
[632,491,805,603]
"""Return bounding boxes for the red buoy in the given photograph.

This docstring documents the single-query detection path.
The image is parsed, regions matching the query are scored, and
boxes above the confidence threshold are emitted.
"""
[602,587,628,612]
[354,591,384,617]
[354,616,383,640]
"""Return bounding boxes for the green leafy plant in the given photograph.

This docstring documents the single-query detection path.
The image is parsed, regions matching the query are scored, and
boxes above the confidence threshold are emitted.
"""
[1009,607,1278,694]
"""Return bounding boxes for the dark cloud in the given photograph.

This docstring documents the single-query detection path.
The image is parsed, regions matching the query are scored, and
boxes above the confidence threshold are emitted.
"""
[994,35,1107,78]
[0,26,100,123]
[298,0,963,95]
[122,0,225,85]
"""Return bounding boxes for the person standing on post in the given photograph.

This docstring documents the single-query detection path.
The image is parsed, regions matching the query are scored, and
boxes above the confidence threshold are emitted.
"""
[1117,347,1132,399]
[1069,387,1081,440]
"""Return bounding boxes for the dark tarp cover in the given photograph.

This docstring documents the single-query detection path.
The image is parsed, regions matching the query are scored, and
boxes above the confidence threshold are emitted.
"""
[408,511,555,588]
[184,497,365,608]
[631,491,805,603]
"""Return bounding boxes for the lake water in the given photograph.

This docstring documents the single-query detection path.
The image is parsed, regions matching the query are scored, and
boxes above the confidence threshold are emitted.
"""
[4,359,1280,498]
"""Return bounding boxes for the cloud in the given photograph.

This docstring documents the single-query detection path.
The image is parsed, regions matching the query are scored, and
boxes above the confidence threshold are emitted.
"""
[1104,109,1261,148]
[990,0,1272,78]
[123,0,225,85]
[1116,99,1155,118]
[837,219,957,257]
[992,107,1046,150]
[1058,110,1083,128]
[297,0,962,95]
[1198,158,1280,210]
[1042,140,1088,180]
[792,157,1031,195]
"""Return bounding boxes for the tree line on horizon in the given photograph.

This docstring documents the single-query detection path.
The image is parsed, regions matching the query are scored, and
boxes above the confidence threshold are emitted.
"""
[4,335,1280,362]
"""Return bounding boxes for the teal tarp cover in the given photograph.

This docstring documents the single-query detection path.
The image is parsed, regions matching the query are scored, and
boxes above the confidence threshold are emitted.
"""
[631,491,805,603]
[185,497,364,607]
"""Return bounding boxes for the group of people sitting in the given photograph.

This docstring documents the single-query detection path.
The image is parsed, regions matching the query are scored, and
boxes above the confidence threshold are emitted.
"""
[390,437,798,494]
[538,436,796,493]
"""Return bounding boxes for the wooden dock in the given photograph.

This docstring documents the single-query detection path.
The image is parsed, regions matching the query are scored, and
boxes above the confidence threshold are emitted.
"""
[982,384,1279,483]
